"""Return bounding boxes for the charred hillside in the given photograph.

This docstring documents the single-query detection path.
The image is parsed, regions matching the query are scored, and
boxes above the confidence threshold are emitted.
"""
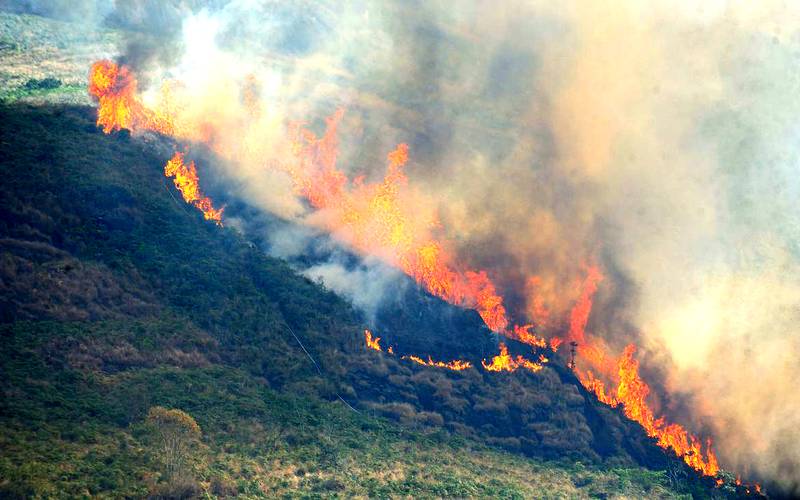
[0,103,734,497]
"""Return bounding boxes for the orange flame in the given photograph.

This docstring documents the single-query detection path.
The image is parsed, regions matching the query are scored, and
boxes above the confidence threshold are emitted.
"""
[87,61,735,483]
[577,345,719,476]
[507,324,547,349]
[563,267,719,476]
[164,152,224,224]
[481,343,545,373]
[403,354,472,371]
[287,112,509,332]
[578,369,618,406]
[364,331,471,370]
[364,329,381,351]
[568,264,603,344]
[89,62,222,225]
[88,60,173,135]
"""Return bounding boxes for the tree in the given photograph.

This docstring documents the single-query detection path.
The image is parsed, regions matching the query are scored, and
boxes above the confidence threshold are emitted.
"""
[145,406,202,481]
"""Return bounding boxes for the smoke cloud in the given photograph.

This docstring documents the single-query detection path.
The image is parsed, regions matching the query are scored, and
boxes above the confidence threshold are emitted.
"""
[15,0,800,490]
[302,257,406,324]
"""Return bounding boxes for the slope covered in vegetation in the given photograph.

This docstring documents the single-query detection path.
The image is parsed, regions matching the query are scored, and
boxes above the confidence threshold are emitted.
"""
[0,98,734,498]
[0,9,749,498]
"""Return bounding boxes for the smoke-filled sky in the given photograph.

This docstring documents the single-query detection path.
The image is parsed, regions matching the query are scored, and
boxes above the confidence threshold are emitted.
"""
[19,0,800,490]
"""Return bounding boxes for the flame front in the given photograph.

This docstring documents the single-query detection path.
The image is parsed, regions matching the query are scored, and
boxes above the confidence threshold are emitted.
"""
[286,113,509,332]
[365,330,471,370]
[403,354,472,371]
[164,152,224,224]
[507,324,548,349]
[567,272,720,477]
[88,60,734,484]
[90,61,222,225]
[568,264,604,345]
[614,344,718,476]
[481,343,545,373]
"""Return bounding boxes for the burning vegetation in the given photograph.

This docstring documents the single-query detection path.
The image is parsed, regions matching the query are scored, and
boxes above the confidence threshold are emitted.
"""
[87,59,739,487]
[481,343,545,374]
[365,330,474,371]
[364,329,381,351]
[89,61,222,225]
[163,152,224,225]
[89,60,173,135]
[402,355,472,371]
[286,116,509,332]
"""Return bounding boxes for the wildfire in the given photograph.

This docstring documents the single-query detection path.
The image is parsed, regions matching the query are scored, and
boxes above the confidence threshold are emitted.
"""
[403,355,473,371]
[568,264,603,344]
[287,111,509,332]
[481,343,545,373]
[364,331,471,370]
[364,329,381,351]
[164,152,224,224]
[507,324,547,349]
[89,62,222,225]
[562,266,720,476]
[88,60,736,485]
[576,345,719,476]
[88,60,172,135]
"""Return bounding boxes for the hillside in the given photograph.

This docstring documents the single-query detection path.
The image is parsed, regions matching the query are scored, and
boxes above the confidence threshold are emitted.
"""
[0,101,728,499]
[0,9,750,500]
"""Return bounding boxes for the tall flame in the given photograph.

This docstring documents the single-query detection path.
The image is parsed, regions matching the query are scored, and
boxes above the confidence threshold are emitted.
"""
[364,329,381,351]
[88,60,173,135]
[287,112,509,332]
[89,61,221,225]
[577,345,720,476]
[566,267,720,477]
[568,264,604,344]
[163,152,224,224]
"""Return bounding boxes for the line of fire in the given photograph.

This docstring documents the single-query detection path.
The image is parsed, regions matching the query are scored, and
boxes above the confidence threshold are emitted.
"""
[87,58,763,495]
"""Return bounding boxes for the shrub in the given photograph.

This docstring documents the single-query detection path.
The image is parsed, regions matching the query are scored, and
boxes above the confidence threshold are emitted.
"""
[145,407,201,481]
[23,78,61,90]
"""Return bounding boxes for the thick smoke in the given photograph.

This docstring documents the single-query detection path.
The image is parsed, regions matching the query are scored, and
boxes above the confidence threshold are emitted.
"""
[161,0,800,490]
[17,0,800,490]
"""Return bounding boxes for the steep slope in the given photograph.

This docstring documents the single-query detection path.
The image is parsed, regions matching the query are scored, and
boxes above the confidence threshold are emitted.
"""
[0,102,734,498]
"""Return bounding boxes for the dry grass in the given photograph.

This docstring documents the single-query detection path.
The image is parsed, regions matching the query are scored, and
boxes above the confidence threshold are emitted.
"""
[0,12,120,103]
